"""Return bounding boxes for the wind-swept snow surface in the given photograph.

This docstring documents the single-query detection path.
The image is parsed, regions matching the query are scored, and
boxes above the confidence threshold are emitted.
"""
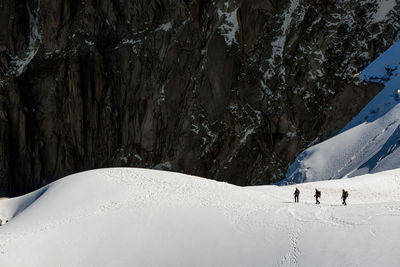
[1,168,400,266]
[284,41,400,183]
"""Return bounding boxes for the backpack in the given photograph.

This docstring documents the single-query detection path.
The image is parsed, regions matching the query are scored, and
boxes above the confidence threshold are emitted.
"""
[344,191,348,198]
[316,190,321,197]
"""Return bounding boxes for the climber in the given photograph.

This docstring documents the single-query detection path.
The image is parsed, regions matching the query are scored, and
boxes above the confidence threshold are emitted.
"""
[314,189,321,204]
[294,188,300,203]
[342,189,349,205]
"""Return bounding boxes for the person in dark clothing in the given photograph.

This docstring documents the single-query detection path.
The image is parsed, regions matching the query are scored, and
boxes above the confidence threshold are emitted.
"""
[294,188,300,203]
[314,189,321,204]
[342,189,348,205]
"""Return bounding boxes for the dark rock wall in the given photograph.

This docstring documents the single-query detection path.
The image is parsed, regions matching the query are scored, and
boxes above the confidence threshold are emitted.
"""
[0,0,398,196]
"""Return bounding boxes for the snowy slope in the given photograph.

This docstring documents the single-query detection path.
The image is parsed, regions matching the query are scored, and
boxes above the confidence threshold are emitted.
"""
[1,168,400,266]
[284,41,400,183]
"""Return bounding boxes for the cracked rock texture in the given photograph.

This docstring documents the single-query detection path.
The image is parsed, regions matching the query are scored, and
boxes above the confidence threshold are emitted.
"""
[0,0,398,196]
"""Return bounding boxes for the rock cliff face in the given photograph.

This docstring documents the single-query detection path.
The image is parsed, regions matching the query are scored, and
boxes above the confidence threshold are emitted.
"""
[0,0,398,196]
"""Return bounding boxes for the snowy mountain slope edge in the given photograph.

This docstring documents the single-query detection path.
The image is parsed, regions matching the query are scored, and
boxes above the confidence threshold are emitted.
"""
[284,40,400,183]
[1,167,400,266]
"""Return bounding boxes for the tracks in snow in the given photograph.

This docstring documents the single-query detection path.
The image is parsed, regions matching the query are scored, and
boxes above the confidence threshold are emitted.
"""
[278,206,304,267]
[335,120,398,178]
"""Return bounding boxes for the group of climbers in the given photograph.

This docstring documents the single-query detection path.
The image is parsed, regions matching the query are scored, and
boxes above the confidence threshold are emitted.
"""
[293,188,348,205]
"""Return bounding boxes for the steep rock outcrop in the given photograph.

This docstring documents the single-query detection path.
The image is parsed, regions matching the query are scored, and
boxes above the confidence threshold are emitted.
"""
[0,0,398,195]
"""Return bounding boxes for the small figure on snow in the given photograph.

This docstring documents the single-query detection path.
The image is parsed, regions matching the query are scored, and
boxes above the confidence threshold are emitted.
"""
[294,188,300,203]
[314,189,321,204]
[342,189,349,205]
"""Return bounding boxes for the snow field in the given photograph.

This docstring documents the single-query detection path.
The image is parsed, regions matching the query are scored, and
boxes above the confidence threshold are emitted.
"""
[0,168,400,266]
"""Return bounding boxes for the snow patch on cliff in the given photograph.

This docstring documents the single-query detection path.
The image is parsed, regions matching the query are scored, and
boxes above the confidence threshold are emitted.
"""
[240,128,255,144]
[157,22,173,32]
[11,0,42,76]
[217,8,239,46]
[372,0,397,23]
[271,0,300,60]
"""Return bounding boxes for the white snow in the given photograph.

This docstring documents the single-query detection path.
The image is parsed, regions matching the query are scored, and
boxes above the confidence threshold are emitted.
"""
[157,22,173,32]
[85,40,95,46]
[240,128,255,144]
[372,0,396,23]
[284,41,400,183]
[260,0,301,83]
[119,39,142,54]
[270,0,300,60]
[217,8,239,46]
[11,1,41,76]
[191,123,199,134]
[153,162,172,170]
[121,39,134,45]
[134,154,143,161]
[1,167,400,266]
